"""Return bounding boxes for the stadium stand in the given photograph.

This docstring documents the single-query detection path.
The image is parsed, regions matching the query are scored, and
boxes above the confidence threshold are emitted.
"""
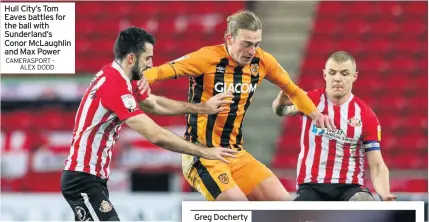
[1,1,426,196]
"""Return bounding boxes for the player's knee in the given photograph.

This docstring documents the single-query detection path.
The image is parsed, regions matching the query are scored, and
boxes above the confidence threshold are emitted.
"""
[216,192,248,201]
[262,189,290,201]
[215,187,248,201]
[247,176,290,201]
[348,192,374,201]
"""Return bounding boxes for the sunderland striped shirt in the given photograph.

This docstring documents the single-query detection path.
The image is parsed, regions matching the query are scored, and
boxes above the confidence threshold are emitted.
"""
[297,88,381,186]
[64,61,145,179]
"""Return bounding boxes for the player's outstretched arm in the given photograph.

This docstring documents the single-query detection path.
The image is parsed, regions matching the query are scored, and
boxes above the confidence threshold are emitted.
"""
[125,114,238,163]
[272,91,300,116]
[273,83,335,129]
[367,150,396,201]
[139,93,233,116]
[135,79,234,115]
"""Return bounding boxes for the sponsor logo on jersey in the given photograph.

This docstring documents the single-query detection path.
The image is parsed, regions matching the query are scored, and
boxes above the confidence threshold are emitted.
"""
[311,125,358,144]
[214,82,257,93]
[348,117,362,127]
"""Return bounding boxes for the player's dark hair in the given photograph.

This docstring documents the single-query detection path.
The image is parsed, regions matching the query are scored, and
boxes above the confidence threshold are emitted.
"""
[113,27,156,60]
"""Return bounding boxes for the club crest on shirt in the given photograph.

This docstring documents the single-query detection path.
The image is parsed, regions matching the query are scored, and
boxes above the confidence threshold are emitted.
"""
[250,63,259,76]
[99,200,113,213]
[348,117,362,127]
[218,173,229,184]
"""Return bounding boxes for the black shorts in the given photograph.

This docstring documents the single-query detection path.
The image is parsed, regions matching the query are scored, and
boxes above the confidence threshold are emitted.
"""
[294,183,373,201]
[61,170,119,221]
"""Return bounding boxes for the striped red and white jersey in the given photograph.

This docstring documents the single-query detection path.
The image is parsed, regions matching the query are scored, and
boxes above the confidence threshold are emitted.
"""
[64,61,147,179]
[296,88,381,186]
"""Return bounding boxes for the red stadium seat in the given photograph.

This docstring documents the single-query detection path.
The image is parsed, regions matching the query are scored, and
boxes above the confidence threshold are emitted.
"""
[316,2,343,17]
[364,39,392,54]
[101,2,133,18]
[217,1,245,14]
[405,1,428,15]
[345,2,380,17]
[192,2,217,15]
[368,19,400,36]
[131,2,162,18]
[335,40,365,54]
[10,111,34,130]
[404,179,428,192]
[376,1,401,16]
[76,2,104,18]
[394,40,425,54]
[312,19,339,36]
[400,22,427,38]
[341,18,370,36]
[34,108,64,130]
[416,58,428,72]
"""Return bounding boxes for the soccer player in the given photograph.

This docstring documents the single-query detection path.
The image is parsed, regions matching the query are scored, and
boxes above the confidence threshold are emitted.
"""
[61,27,238,221]
[143,10,335,201]
[272,51,396,201]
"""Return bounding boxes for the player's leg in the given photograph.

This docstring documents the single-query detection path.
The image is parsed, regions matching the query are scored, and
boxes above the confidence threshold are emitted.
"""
[61,170,120,221]
[182,154,248,201]
[246,176,291,201]
[341,184,374,201]
[293,183,323,201]
[232,151,290,201]
[215,186,248,201]
[98,179,120,221]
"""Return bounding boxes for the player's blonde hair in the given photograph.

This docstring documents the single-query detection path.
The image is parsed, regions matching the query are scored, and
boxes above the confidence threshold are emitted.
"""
[328,51,357,72]
[225,10,262,38]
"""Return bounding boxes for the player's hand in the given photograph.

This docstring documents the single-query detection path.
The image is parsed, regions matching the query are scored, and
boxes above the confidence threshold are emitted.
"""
[137,78,151,96]
[132,78,151,101]
[310,111,336,131]
[200,147,239,163]
[380,193,397,201]
[200,92,234,114]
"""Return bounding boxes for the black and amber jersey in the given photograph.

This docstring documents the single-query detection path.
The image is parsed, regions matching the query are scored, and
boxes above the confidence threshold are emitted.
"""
[144,44,317,149]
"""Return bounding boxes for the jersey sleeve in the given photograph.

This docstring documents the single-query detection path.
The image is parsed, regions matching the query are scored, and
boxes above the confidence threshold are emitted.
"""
[131,80,150,101]
[263,51,292,88]
[264,51,318,116]
[97,75,144,121]
[143,48,208,84]
[362,107,382,152]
